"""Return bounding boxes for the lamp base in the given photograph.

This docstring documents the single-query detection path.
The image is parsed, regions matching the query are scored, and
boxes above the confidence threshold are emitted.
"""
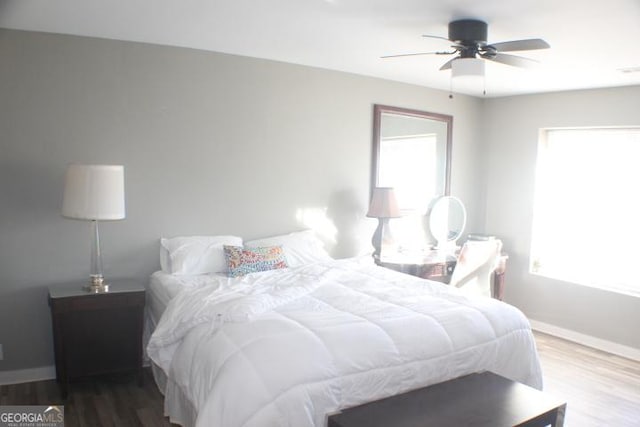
[371,218,390,263]
[83,275,110,293]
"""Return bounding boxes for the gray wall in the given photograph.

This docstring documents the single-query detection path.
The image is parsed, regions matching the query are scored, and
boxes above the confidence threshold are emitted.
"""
[0,29,484,371]
[482,86,640,349]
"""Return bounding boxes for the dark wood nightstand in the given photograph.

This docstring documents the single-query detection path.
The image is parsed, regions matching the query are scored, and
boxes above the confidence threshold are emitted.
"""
[48,280,145,398]
[377,250,457,284]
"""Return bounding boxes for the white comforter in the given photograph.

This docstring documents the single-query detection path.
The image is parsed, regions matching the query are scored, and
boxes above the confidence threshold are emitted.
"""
[147,257,542,427]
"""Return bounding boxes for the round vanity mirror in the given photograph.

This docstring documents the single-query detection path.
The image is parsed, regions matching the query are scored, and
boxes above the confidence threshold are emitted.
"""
[428,196,467,249]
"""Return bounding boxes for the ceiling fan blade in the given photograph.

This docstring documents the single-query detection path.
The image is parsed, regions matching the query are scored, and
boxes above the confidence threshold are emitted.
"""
[381,51,453,59]
[439,57,456,70]
[421,34,452,42]
[487,38,550,52]
[487,53,540,68]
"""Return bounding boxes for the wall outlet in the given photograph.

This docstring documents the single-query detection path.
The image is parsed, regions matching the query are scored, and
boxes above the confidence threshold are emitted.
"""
[0,344,3,361]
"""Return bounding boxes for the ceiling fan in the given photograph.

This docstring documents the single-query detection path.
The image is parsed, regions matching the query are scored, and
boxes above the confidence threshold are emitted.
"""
[382,19,550,71]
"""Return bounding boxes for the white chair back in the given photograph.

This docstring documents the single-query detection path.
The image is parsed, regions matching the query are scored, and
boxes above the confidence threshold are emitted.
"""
[450,239,503,297]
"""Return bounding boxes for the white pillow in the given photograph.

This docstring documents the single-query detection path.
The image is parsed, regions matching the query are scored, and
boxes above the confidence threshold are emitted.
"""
[245,230,332,267]
[160,235,243,275]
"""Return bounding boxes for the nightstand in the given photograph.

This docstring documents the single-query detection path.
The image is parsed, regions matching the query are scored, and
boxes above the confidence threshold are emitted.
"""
[48,280,145,398]
[377,250,457,284]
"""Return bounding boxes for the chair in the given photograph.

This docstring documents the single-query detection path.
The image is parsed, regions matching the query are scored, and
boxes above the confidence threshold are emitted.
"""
[449,239,503,298]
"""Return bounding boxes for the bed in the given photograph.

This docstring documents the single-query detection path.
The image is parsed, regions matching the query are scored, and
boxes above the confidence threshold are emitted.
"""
[146,236,542,427]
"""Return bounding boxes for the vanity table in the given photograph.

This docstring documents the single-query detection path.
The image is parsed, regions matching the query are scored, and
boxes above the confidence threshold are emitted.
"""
[377,250,458,284]
[376,196,465,284]
[377,249,508,300]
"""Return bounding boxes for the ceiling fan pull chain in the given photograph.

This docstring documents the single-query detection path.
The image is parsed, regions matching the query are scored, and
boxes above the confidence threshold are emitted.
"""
[449,73,454,99]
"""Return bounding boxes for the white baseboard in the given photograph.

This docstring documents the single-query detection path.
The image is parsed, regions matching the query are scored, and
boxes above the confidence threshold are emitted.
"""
[0,365,56,386]
[530,319,640,362]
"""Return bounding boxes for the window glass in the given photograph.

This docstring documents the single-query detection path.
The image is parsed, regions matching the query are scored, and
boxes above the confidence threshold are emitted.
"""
[531,127,640,296]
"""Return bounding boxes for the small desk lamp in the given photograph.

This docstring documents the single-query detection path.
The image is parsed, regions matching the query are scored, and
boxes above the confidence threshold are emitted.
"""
[62,164,125,293]
[366,187,401,261]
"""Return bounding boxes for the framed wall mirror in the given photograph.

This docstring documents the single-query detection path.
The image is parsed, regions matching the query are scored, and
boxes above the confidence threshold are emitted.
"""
[371,104,453,214]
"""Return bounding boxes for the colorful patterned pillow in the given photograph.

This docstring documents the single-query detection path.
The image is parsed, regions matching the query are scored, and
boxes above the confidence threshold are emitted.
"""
[223,245,289,277]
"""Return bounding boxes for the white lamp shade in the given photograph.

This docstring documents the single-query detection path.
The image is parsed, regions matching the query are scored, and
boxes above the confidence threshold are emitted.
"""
[367,187,401,218]
[452,58,485,78]
[62,164,125,220]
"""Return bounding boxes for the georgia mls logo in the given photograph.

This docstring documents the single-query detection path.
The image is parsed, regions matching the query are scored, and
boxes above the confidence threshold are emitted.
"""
[0,405,64,426]
[44,406,63,417]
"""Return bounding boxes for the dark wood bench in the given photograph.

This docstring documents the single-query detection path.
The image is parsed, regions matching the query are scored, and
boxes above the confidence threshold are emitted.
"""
[328,371,566,427]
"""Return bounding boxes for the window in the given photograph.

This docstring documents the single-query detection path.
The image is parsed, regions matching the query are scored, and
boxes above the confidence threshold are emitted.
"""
[530,127,640,296]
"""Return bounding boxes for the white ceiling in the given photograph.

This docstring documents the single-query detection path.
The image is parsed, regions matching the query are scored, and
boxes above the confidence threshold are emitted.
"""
[1,0,640,97]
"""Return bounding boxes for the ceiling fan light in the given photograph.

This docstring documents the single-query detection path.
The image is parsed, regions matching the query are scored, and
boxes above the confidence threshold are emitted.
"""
[452,58,485,78]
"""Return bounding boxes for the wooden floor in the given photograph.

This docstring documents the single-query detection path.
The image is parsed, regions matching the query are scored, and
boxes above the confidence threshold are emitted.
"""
[1,332,639,426]
[534,331,640,427]
[0,369,176,427]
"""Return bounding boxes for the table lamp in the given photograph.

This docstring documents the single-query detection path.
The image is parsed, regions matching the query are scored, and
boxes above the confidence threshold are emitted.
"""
[62,164,125,293]
[366,187,401,261]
